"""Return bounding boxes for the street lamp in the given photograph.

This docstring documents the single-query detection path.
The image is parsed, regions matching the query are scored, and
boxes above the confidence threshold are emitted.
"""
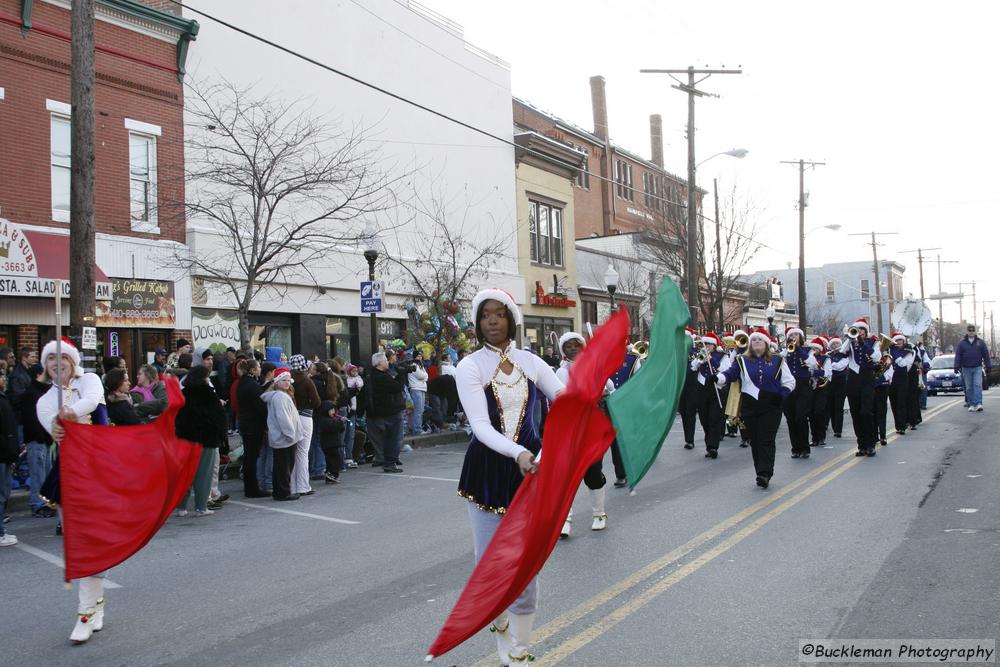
[697,148,749,168]
[805,223,842,235]
[604,264,620,313]
[765,304,776,338]
[363,220,379,358]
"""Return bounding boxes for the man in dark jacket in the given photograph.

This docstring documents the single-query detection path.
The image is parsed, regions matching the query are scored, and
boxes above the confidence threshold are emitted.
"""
[0,372,19,545]
[19,364,54,517]
[236,360,270,497]
[955,324,992,412]
[367,352,406,473]
[8,346,37,410]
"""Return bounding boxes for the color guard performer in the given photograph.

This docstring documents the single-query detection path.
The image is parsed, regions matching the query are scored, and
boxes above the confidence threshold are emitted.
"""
[807,337,833,447]
[455,289,564,665]
[888,332,914,436]
[556,332,614,536]
[715,328,796,488]
[690,332,731,459]
[780,326,820,459]
[827,336,850,439]
[841,318,881,457]
[679,328,700,450]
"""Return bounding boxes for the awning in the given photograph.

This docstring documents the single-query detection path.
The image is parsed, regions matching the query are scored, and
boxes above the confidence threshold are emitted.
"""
[0,219,112,300]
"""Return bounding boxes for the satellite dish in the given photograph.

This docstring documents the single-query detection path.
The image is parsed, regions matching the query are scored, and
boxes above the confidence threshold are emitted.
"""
[891,299,933,337]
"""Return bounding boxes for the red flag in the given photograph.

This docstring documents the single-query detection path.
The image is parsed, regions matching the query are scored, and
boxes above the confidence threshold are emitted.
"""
[60,376,201,581]
[427,310,629,660]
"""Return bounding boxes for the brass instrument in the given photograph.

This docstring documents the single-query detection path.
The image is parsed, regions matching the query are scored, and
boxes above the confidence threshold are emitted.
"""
[632,340,649,360]
[873,334,895,378]
[724,377,744,429]
[847,326,861,339]
[814,356,829,389]
[786,341,799,352]
[734,332,749,349]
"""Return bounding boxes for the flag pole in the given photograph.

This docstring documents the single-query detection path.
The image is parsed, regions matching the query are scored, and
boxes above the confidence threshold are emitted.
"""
[55,279,63,412]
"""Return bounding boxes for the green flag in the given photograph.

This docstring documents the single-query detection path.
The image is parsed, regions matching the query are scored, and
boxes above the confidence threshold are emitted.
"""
[607,278,690,490]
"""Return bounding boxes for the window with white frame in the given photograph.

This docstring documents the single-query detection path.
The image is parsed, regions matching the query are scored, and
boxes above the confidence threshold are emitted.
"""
[50,114,71,222]
[125,118,161,232]
[528,199,564,267]
[860,279,870,300]
[573,144,590,190]
[614,159,633,201]
[826,280,835,301]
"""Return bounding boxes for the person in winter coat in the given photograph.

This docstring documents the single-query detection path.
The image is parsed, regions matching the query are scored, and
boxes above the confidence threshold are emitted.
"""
[407,353,429,434]
[0,371,19,547]
[288,355,321,496]
[235,359,269,498]
[314,399,345,484]
[130,364,167,420]
[103,369,142,426]
[19,364,53,517]
[174,366,228,517]
[261,369,301,500]
[367,353,407,473]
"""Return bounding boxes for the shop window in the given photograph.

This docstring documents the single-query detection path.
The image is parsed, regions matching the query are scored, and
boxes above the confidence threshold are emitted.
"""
[529,200,564,268]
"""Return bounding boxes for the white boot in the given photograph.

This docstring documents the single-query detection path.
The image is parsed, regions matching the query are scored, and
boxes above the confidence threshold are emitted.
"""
[560,509,572,539]
[489,612,512,666]
[70,577,104,644]
[590,487,607,531]
[93,597,105,632]
[508,612,536,663]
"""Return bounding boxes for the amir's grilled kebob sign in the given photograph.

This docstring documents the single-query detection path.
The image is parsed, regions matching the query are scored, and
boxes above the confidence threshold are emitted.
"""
[95,278,176,327]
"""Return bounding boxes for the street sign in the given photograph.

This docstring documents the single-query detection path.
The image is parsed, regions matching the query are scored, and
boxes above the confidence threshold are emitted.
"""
[360,280,384,314]
[81,326,97,350]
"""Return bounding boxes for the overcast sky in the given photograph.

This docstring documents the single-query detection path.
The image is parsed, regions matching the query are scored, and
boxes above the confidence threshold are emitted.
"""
[416,0,998,332]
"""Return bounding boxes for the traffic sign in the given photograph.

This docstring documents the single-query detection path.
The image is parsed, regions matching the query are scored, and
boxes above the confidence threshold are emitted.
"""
[360,280,384,313]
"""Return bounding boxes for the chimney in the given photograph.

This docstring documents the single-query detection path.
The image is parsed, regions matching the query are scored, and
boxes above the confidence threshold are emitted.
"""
[590,75,609,140]
[649,114,664,167]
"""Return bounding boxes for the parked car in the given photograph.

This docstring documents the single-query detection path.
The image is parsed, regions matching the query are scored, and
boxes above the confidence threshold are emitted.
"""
[926,354,963,396]
[988,357,1000,389]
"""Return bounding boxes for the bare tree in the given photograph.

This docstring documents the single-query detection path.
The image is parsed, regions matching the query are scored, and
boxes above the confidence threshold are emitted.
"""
[174,80,404,351]
[699,184,762,329]
[379,180,513,354]
[807,301,847,337]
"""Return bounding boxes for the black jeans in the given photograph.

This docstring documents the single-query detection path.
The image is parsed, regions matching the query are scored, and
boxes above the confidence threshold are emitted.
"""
[742,393,781,479]
[241,430,264,496]
[368,414,402,467]
[846,370,876,449]
[696,382,724,452]
[271,446,295,498]
[829,375,847,435]
[873,385,889,442]
[889,380,908,431]
[906,369,922,426]
[678,376,699,444]
[610,440,627,480]
[782,378,813,454]
[809,384,830,444]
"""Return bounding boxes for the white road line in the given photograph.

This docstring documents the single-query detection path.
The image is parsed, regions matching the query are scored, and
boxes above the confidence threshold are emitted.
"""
[226,500,360,525]
[15,542,123,588]
[354,471,460,483]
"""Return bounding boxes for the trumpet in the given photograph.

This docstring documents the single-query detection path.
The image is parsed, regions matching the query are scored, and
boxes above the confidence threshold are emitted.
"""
[847,326,861,339]
[632,340,650,360]
[786,341,799,352]
[734,332,749,349]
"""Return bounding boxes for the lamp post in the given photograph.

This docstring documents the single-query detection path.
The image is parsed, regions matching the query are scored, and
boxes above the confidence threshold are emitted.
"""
[604,264,619,314]
[765,304,776,338]
[363,221,379,358]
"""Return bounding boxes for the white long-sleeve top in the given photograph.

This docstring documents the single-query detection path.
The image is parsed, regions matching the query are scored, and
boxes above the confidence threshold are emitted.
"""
[36,372,105,439]
[407,363,428,392]
[893,350,915,370]
[842,338,883,373]
[456,342,563,462]
[715,356,796,400]
[556,360,615,396]
[689,352,732,386]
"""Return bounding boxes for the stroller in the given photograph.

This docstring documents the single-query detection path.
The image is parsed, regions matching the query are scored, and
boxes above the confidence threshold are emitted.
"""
[352,416,376,464]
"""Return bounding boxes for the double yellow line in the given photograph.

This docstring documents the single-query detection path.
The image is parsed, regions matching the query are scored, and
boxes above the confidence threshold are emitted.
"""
[469,398,960,666]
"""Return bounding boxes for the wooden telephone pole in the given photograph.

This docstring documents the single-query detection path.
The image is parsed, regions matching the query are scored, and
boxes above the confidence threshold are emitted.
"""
[780,159,825,333]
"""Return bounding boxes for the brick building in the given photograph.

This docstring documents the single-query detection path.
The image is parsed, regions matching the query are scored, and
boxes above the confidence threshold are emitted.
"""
[0,0,198,369]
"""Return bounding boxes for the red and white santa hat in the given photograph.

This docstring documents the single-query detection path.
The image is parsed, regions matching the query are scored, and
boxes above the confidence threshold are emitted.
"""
[274,368,294,384]
[471,288,523,326]
[828,336,843,350]
[41,337,83,378]
[558,331,586,356]
[851,317,870,332]
[809,337,826,353]
[748,327,771,346]
[685,326,697,340]
[785,325,804,341]
[701,332,722,348]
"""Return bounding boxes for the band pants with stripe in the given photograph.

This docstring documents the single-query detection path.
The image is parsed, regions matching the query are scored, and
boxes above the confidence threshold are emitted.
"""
[782,378,813,455]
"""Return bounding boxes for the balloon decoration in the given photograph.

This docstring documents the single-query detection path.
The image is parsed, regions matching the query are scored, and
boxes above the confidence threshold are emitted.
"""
[402,297,478,356]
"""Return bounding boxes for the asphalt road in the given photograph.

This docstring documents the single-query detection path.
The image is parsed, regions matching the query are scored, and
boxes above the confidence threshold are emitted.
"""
[3,392,998,666]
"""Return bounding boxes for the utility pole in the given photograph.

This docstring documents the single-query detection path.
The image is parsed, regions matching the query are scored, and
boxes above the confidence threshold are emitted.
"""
[850,231,898,332]
[640,66,742,326]
[714,177,723,329]
[70,0,97,372]
[947,282,966,323]
[780,159,825,333]
[900,247,940,343]
[971,280,978,328]
[934,255,959,354]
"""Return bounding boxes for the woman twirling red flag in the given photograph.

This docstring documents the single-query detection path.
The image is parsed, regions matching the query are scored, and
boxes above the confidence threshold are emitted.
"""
[426,299,628,663]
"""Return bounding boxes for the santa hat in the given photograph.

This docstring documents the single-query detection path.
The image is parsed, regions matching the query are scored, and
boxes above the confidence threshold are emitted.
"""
[471,288,522,326]
[785,326,804,341]
[41,337,82,378]
[828,336,843,350]
[721,332,736,344]
[701,332,722,348]
[851,317,870,332]
[732,329,748,344]
[685,327,696,340]
[558,332,586,355]
[891,332,906,343]
[809,337,826,353]
[748,327,771,347]
[274,368,294,384]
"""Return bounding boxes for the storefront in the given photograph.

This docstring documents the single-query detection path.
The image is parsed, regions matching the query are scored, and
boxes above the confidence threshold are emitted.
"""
[191,308,242,354]
[522,315,574,352]
[95,277,177,371]
[326,316,357,362]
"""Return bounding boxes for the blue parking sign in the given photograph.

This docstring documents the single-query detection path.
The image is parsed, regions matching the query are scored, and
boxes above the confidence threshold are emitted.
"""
[360,280,384,313]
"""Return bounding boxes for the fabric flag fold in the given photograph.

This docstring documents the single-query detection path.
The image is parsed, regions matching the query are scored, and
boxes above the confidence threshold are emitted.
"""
[607,278,689,489]
[60,376,201,581]
[426,309,629,661]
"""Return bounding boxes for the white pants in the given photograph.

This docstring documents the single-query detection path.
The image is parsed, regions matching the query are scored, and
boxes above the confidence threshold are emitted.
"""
[291,415,314,495]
